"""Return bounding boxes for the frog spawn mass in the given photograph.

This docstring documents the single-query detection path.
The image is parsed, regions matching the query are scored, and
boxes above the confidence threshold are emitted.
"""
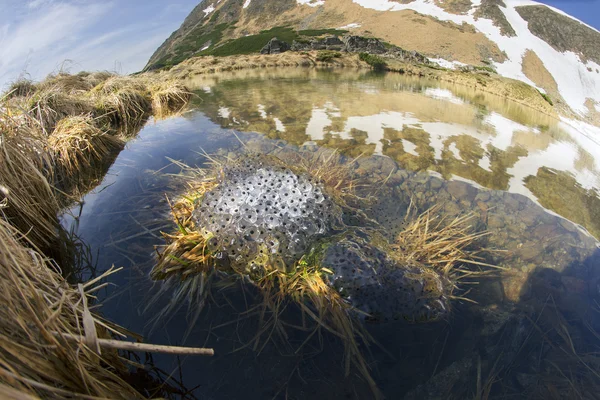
[192,157,342,273]
[191,156,451,323]
[322,235,451,323]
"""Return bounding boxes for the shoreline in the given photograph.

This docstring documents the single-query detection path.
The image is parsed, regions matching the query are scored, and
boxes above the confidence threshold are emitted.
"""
[150,51,562,122]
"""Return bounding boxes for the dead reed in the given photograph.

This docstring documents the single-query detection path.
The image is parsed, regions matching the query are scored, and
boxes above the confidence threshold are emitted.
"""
[24,86,92,134]
[394,205,496,279]
[3,79,37,99]
[93,88,151,135]
[0,117,59,250]
[0,70,196,396]
[38,72,94,94]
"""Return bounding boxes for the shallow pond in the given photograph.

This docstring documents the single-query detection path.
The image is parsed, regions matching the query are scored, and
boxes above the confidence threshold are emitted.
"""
[64,69,600,399]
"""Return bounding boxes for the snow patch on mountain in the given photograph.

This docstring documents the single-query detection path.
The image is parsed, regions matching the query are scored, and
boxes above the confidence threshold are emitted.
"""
[339,23,361,29]
[297,0,325,7]
[203,4,215,17]
[428,58,467,70]
[350,0,600,117]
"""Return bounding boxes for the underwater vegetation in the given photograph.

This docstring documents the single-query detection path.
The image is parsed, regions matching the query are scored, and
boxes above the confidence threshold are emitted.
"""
[151,150,491,396]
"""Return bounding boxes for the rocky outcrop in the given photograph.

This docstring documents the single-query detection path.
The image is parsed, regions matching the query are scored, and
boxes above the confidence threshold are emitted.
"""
[260,37,291,54]
[343,35,387,54]
[291,35,431,65]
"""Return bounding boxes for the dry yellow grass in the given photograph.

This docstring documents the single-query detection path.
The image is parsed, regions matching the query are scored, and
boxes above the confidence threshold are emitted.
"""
[0,114,59,250]
[93,89,151,135]
[394,205,495,279]
[24,86,93,134]
[146,79,192,119]
[0,70,195,396]
[49,115,124,182]
[38,72,94,94]
[0,215,144,399]
[3,79,37,99]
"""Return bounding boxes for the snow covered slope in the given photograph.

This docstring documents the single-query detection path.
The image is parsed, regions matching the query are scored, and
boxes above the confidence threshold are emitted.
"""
[348,0,600,118]
[146,0,600,123]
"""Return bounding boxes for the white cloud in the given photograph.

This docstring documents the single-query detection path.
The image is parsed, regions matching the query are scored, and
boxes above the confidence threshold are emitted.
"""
[0,2,112,86]
[27,0,53,9]
[0,1,196,89]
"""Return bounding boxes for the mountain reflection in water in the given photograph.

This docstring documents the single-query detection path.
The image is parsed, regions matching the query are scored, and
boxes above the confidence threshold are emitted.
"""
[188,69,600,238]
[60,69,600,399]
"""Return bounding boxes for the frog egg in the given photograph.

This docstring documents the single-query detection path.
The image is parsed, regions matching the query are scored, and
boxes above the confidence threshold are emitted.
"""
[206,236,222,253]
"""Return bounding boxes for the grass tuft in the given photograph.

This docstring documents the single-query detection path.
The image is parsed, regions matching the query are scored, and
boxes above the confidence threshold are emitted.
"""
[393,205,495,279]
[48,115,124,184]
[3,79,37,99]
[0,113,59,250]
[316,50,343,63]
[0,215,144,399]
[147,79,192,119]
[24,87,92,134]
[359,53,388,71]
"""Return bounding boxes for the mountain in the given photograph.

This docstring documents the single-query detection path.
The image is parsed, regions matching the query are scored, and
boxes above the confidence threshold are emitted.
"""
[145,0,600,123]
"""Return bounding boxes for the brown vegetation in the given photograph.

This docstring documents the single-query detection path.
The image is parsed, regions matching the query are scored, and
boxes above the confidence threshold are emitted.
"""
[49,115,124,183]
[0,216,144,399]
[0,70,193,396]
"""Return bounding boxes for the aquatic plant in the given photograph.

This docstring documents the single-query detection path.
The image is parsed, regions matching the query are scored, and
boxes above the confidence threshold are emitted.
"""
[394,205,496,279]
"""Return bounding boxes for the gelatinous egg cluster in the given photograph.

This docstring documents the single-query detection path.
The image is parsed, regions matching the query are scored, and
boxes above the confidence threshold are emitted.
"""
[193,156,342,272]
[322,235,450,323]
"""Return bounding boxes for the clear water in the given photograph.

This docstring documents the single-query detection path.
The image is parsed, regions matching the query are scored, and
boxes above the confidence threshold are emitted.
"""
[64,69,600,399]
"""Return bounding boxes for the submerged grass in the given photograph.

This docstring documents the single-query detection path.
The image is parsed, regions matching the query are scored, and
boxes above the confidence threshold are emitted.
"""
[394,205,496,279]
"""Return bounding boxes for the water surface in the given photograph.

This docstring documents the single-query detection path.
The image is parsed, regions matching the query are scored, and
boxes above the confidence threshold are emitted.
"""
[64,69,600,399]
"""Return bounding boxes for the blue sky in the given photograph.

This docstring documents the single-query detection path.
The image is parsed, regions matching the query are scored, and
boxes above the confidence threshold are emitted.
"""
[0,0,199,89]
[0,0,598,90]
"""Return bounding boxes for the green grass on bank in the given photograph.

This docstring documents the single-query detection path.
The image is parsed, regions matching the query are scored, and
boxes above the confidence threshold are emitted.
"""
[298,28,348,36]
[359,53,387,71]
[201,26,299,57]
[150,25,353,69]
[151,23,231,70]
[537,89,554,106]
